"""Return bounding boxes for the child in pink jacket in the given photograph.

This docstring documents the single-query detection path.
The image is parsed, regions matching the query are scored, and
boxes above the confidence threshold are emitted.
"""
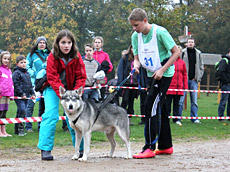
[0,51,14,137]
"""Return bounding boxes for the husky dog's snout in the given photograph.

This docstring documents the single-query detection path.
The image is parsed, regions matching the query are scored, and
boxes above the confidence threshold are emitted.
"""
[69,104,73,110]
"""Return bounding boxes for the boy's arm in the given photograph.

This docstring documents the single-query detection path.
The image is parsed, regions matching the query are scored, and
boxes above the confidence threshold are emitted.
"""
[153,45,180,80]
[134,55,141,74]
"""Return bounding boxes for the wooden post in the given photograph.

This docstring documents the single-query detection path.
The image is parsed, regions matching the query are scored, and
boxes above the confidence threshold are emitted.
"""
[217,81,221,104]
[184,94,187,110]
[206,67,210,96]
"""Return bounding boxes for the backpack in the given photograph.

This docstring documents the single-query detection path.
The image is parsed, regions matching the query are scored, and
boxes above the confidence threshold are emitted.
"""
[215,58,229,81]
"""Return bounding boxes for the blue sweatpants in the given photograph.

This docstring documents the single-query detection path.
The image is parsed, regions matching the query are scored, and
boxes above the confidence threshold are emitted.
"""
[37,87,83,151]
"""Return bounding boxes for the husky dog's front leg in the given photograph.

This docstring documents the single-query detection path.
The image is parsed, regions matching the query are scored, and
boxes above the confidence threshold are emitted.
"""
[72,130,82,160]
[79,131,91,162]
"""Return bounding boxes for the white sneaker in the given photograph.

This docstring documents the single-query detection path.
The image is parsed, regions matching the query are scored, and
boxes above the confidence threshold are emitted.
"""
[194,120,201,124]
[176,121,183,126]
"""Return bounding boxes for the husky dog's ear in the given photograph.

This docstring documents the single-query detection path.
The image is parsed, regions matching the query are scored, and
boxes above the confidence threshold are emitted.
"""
[77,86,84,97]
[59,86,66,97]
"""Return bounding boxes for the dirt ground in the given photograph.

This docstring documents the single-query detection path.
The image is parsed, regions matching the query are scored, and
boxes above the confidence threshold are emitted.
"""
[0,139,229,172]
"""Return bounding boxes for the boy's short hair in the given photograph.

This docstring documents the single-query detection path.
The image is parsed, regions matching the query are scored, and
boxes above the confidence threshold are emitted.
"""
[16,55,26,64]
[84,43,93,49]
[187,37,195,43]
[128,8,148,21]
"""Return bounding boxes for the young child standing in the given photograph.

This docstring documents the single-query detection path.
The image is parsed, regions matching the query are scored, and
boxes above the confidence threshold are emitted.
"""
[37,29,86,161]
[12,55,35,136]
[83,43,101,102]
[0,51,14,137]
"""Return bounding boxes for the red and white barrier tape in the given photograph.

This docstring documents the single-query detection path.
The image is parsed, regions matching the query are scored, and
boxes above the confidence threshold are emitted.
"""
[4,86,230,100]
[0,116,66,125]
[169,116,230,120]
[1,115,229,124]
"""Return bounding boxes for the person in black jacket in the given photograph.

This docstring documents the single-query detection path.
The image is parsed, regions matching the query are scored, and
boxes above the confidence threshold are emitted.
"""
[117,45,139,125]
[218,48,230,121]
[12,55,35,136]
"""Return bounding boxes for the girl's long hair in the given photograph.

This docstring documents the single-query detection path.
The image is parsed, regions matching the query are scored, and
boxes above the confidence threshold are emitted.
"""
[0,51,11,68]
[122,45,134,61]
[53,29,79,59]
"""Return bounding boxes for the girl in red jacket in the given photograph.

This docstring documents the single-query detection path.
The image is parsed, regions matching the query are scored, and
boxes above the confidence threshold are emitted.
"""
[166,46,188,126]
[37,29,87,160]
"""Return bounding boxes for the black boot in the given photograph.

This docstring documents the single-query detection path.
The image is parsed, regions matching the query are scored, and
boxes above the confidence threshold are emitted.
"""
[18,123,26,136]
[41,150,53,160]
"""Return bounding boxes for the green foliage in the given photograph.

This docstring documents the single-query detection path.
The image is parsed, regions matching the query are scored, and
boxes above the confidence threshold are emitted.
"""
[1,0,230,68]
[187,0,230,54]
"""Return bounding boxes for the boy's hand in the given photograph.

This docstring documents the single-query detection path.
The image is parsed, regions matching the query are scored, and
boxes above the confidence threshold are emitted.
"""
[134,67,139,74]
[152,68,164,80]
[22,96,27,99]
[31,95,36,100]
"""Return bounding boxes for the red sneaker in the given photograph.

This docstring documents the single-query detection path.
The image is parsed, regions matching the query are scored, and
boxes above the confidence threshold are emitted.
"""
[155,147,173,155]
[133,149,156,159]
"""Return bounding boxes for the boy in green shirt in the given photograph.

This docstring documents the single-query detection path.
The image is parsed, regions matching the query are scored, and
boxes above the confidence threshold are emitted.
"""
[129,8,180,159]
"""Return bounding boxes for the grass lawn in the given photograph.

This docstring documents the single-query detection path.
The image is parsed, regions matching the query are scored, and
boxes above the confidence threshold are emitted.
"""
[0,93,229,150]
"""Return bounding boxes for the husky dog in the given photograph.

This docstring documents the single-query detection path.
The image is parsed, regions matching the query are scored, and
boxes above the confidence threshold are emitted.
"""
[59,86,132,161]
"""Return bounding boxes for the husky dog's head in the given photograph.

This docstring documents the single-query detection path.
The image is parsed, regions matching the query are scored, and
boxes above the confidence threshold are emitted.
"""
[59,86,84,114]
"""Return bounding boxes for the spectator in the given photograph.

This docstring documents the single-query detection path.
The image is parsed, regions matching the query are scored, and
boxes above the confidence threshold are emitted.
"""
[92,36,113,100]
[13,55,35,136]
[138,67,149,125]
[179,38,204,124]
[129,8,180,159]
[37,29,86,161]
[26,36,50,132]
[166,45,188,126]
[0,51,14,137]
[217,48,230,121]
[82,43,101,102]
[117,45,138,126]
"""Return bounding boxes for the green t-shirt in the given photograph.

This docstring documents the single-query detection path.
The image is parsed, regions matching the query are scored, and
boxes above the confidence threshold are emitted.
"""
[131,24,176,77]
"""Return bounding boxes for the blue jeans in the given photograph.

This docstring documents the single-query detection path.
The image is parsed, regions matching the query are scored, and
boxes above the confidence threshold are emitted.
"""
[25,99,35,130]
[218,84,230,118]
[179,80,198,122]
[14,99,28,134]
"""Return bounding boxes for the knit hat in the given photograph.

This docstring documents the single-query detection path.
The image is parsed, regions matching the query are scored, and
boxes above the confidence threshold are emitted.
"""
[36,36,47,45]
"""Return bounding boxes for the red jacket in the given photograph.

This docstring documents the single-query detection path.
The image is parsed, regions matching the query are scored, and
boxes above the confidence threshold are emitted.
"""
[167,57,188,95]
[47,52,86,98]
[93,49,113,84]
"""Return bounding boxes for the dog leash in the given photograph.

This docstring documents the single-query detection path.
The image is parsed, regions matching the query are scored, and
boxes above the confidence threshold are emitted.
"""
[92,69,136,125]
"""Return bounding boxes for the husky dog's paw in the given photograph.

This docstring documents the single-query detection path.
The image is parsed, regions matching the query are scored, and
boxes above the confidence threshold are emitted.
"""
[99,153,112,158]
[78,157,87,162]
[125,155,133,159]
[71,154,79,160]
